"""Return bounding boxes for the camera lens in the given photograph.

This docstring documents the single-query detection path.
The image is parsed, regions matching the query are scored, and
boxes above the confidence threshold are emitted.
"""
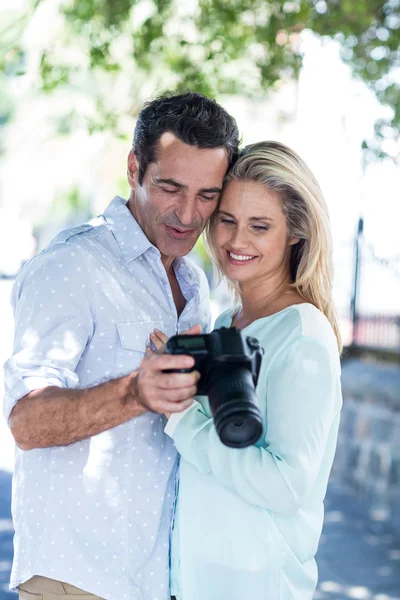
[207,366,263,448]
[216,404,263,448]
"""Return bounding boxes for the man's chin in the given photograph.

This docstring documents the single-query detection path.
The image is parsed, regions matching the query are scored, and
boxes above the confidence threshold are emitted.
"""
[158,237,197,259]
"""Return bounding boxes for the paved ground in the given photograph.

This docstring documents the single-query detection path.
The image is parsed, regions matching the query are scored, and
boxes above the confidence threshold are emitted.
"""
[0,470,14,600]
[316,484,400,599]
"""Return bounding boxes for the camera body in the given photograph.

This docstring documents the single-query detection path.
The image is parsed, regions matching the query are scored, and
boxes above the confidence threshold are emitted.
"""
[165,327,264,448]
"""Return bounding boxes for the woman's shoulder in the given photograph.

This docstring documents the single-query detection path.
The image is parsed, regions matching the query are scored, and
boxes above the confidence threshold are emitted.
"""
[252,303,339,360]
[291,303,338,354]
[214,308,233,329]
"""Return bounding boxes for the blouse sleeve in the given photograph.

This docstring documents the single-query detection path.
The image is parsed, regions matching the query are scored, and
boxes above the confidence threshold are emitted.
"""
[165,335,341,516]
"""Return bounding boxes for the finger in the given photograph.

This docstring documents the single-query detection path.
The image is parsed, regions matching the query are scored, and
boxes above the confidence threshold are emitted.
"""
[182,324,202,336]
[157,398,195,414]
[144,353,195,371]
[149,333,165,351]
[158,385,198,403]
[157,371,200,390]
[153,329,169,344]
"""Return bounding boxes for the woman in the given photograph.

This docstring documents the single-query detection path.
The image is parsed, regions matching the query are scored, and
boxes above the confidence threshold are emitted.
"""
[150,141,343,600]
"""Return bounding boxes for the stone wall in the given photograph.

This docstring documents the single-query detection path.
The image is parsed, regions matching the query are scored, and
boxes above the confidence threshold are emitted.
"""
[331,358,400,533]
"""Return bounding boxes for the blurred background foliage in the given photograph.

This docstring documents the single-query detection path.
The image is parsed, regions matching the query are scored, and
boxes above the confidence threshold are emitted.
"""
[1,0,399,163]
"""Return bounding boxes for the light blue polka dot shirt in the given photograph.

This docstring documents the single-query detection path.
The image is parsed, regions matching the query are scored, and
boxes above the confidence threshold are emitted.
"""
[3,196,211,600]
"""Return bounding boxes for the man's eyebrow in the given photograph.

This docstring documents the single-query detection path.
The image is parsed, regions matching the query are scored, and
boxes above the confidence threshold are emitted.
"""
[155,177,187,189]
[155,177,222,194]
[200,187,222,194]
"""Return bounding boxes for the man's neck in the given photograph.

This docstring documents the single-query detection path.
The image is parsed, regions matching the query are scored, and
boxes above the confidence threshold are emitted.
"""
[160,253,176,276]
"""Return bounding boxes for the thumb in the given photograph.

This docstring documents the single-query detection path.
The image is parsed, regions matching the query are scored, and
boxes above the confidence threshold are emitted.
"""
[183,324,202,335]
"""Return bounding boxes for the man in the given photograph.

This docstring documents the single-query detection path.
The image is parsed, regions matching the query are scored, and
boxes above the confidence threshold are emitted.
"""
[4,91,239,600]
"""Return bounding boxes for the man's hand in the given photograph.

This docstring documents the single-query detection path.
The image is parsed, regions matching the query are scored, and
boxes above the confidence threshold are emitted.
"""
[128,325,202,415]
[138,325,202,418]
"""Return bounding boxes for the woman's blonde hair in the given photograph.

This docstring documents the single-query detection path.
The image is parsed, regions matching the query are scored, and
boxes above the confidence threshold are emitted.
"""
[205,141,342,352]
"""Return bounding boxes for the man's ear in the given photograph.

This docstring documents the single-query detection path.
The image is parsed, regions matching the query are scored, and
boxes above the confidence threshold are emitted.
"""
[127,150,140,189]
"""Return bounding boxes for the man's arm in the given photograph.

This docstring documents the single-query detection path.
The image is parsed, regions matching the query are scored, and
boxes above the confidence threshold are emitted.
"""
[9,351,198,451]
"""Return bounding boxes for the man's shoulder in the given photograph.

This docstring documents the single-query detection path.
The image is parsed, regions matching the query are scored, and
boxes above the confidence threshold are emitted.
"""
[47,215,109,251]
[16,217,111,283]
[41,216,114,261]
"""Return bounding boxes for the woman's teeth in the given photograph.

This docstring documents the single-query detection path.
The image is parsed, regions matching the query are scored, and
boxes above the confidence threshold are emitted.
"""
[229,252,255,261]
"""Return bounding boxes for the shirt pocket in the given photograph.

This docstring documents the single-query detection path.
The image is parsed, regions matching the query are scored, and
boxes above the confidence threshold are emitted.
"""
[17,590,43,600]
[115,321,163,376]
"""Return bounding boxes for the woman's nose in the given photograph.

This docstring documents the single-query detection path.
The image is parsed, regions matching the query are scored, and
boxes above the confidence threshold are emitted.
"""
[230,227,249,249]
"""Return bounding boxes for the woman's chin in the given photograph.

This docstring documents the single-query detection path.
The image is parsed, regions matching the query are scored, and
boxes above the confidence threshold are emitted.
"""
[222,264,255,282]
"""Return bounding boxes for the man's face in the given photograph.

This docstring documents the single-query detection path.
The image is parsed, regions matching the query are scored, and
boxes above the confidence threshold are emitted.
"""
[128,132,229,263]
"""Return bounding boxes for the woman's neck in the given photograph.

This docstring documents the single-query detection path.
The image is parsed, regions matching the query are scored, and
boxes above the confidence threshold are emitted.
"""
[233,273,305,329]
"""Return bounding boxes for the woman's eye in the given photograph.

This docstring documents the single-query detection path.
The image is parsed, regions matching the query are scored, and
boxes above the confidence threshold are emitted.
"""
[220,218,236,225]
[252,225,269,232]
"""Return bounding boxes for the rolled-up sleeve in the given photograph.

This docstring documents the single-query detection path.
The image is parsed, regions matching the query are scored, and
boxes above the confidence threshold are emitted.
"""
[3,243,94,422]
[165,336,341,516]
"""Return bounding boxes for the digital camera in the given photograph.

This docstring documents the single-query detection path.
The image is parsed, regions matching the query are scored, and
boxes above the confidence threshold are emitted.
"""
[164,327,263,448]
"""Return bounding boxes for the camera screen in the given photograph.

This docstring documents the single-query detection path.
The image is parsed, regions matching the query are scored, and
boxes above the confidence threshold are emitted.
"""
[177,336,206,349]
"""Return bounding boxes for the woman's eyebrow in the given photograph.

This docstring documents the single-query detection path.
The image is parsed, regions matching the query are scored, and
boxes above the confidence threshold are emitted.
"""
[218,210,236,218]
[249,216,274,222]
[219,210,274,222]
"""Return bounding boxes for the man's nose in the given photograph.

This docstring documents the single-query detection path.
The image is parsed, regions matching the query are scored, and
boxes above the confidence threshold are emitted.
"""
[175,197,197,227]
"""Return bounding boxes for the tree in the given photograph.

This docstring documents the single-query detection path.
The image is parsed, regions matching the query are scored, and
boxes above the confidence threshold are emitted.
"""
[1,0,399,161]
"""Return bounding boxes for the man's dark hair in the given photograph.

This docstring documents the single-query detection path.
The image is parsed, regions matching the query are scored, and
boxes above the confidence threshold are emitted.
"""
[133,91,240,185]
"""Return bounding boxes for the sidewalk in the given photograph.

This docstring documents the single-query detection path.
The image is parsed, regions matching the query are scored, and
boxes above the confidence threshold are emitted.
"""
[316,483,400,600]
[1,476,399,600]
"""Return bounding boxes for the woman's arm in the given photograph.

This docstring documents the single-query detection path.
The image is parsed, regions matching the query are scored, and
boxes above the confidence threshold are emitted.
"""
[165,336,342,516]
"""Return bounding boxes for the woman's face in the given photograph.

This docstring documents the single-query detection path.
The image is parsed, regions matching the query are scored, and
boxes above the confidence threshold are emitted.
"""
[214,179,298,285]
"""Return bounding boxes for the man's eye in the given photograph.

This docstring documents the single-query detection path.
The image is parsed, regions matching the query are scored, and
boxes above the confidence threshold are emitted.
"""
[201,195,218,201]
[162,188,179,195]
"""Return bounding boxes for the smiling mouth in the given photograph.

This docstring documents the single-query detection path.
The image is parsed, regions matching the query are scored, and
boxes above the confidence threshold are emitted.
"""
[164,225,196,239]
[227,250,258,264]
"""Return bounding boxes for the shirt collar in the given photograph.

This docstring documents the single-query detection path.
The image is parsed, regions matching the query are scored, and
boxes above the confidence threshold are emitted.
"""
[174,257,200,291]
[102,197,202,288]
[102,196,155,263]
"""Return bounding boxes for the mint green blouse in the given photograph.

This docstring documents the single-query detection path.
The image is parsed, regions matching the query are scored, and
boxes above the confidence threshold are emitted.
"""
[165,303,342,600]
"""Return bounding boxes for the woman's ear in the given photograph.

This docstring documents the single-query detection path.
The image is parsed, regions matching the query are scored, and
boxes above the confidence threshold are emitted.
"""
[288,236,300,246]
[127,150,140,189]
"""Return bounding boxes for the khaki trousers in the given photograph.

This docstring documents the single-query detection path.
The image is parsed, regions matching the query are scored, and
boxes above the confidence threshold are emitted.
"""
[18,576,104,600]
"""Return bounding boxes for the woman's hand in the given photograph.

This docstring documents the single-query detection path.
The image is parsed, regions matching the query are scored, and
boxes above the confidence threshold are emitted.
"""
[148,329,169,353]
[147,324,203,419]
